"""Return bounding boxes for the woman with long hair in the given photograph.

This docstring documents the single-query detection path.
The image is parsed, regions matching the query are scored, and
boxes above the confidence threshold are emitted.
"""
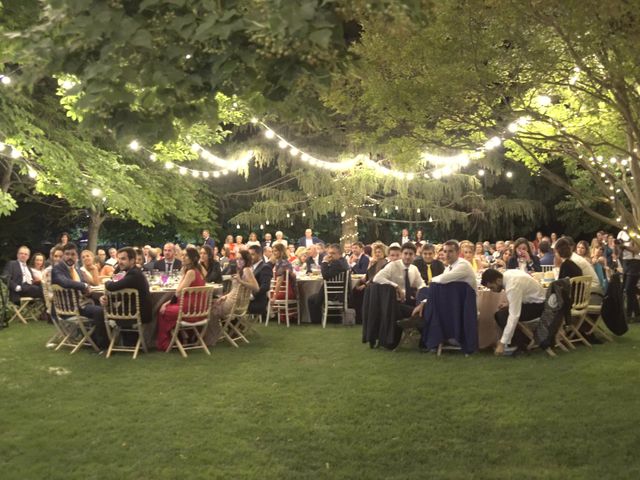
[200,245,222,283]
[576,240,591,263]
[211,249,259,322]
[156,247,206,351]
[271,243,297,323]
[80,249,101,286]
[506,237,541,272]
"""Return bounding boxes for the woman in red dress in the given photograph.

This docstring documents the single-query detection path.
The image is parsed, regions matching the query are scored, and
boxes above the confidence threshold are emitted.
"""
[156,247,206,351]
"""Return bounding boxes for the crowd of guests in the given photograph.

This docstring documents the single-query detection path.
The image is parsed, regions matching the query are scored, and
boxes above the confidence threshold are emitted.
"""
[1,226,632,354]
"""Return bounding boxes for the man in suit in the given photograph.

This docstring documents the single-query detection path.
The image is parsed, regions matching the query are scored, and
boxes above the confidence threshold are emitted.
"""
[349,241,370,275]
[153,243,182,272]
[297,228,322,249]
[247,245,273,319]
[101,247,152,323]
[305,244,325,271]
[413,243,445,284]
[308,244,349,324]
[51,243,108,349]
[262,232,273,249]
[400,228,412,245]
[202,229,215,249]
[3,246,43,304]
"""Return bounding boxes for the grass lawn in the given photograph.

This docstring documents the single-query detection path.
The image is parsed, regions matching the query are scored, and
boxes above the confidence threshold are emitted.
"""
[1,321,639,480]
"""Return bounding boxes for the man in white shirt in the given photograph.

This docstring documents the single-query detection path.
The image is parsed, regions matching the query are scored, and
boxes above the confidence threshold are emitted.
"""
[373,243,425,309]
[431,240,477,290]
[4,245,44,304]
[105,247,118,267]
[400,228,411,245]
[481,268,546,355]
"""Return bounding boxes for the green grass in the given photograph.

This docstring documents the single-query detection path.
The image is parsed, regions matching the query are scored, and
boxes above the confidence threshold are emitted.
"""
[1,322,639,480]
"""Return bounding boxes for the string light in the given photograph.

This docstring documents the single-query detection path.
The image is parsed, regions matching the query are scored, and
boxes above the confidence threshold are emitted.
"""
[0,75,11,85]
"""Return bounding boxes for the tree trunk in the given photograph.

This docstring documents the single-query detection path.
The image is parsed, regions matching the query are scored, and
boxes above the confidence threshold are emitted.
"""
[88,210,105,252]
[1,158,13,193]
[340,206,358,250]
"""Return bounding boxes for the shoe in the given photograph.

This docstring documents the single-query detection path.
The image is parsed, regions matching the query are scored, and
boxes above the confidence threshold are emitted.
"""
[397,315,423,330]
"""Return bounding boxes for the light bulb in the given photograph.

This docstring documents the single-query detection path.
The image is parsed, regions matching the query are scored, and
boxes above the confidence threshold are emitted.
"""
[191,170,200,177]
[1,76,11,85]
[27,168,37,179]
[250,117,258,124]
[164,161,173,169]
[264,129,275,139]
[506,171,513,178]
[129,140,140,151]
[289,147,299,156]
[236,224,241,229]
[149,153,157,161]
[91,188,102,197]
[191,144,201,153]
[10,148,21,159]
[278,139,288,149]
[478,169,485,176]
[179,167,187,175]
[202,171,210,178]
[536,95,552,107]
[266,220,270,225]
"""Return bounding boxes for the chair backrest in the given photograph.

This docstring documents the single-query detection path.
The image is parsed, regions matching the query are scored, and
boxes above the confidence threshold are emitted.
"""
[177,286,214,322]
[541,265,555,273]
[230,285,252,316]
[324,271,349,305]
[41,269,53,314]
[269,269,292,300]
[569,276,592,311]
[51,285,81,317]
[104,288,141,323]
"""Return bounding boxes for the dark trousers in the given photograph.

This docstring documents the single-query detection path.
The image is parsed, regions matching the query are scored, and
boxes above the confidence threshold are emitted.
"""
[12,284,44,304]
[623,259,640,317]
[495,302,545,348]
[80,304,108,350]
[308,293,324,324]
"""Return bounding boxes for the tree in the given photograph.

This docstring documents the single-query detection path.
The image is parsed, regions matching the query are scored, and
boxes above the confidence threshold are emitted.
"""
[324,0,640,239]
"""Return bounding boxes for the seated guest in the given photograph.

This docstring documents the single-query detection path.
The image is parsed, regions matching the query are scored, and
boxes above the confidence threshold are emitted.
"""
[142,245,153,265]
[430,240,477,289]
[373,242,425,314]
[29,252,46,283]
[223,235,236,260]
[218,246,231,269]
[262,232,273,248]
[153,243,182,273]
[274,231,288,247]
[349,241,370,275]
[413,243,445,284]
[590,244,608,290]
[538,240,555,265]
[507,237,542,272]
[247,245,273,319]
[481,268,546,355]
[51,243,107,349]
[308,244,349,324]
[173,244,183,263]
[42,245,64,311]
[554,237,583,279]
[387,244,402,262]
[212,250,259,320]
[291,247,308,271]
[289,245,300,263]
[105,247,118,267]
[353,243,387,324]
[199,245,222,283]
[156,247,205,351]
[415,229,424,244]
[96,249,115,276]
[271,243,297,323]
[576,240,591,263]
[246,232,261,247]
[305,244,325,271]
[566,237,602,293]
[134,248,145,269]
[263,245,273,264]
[298,228,322,248]
[100,247,152,327]
[462,244,482,272]
[4,245,44,303]
[494,248,512,270]
[80,250,101,286]
[473,243,490,270]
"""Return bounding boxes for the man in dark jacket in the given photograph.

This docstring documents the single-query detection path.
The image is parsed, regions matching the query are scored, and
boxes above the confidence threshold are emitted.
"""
[412,243,445,284]
[101,247,152,324]
[247,245,273,319]
[308,244,349,324]
[51,243,108,349]
[3,246,43,304]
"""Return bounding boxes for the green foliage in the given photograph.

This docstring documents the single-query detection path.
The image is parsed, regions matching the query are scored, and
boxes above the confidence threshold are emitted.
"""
[0,190,17,215]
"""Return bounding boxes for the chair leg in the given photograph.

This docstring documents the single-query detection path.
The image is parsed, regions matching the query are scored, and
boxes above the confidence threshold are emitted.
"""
[437,344,443,356]
[195,327,211,355]
[569,324,592,347]
[322,304,327,328]
[265,301,272,326]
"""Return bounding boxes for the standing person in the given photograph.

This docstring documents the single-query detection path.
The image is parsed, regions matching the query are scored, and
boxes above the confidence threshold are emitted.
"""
[51,243,108,349]
[202,229,215,249]
[58,232,70,246]
[153,243,182,273]
[247,245,273,320]
[307,244,349,324]
[199,245,222,283]
[224,235,236,260]
[3,246,44,304]
[481,269,546,355]
[538,240,555,266]
[100,246,152,326]
[400,228,411,245]
[156,247,206,351]
[297,228,322,249]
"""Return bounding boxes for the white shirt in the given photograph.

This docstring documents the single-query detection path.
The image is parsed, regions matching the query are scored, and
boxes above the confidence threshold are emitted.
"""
[305,238,314,248]
[246,241,261,247]
[372,259,425,295]
[401,236,411,245]
[20,261,33,285]
[616,230,640,260]
[105,257,118,266]
[273,239,288,247]
[431,258,477,290]
[500,270,546,345]
[570,253,601,290]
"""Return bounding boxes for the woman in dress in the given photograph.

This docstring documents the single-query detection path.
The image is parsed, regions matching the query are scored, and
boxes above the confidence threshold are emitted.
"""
[290,247,308,271]
[246,232,261,247]
[211,250,259,321]
[224,235,236,260]
[200,245,222,283]
[29,252,46,283]
[80,249,101,286]
[156,247,208,351]
[271,243,297,323]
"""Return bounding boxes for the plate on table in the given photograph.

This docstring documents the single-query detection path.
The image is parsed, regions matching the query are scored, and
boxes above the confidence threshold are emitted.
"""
[351,274,365,279]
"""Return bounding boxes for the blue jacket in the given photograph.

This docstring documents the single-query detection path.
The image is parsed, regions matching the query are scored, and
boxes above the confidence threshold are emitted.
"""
[351,254,370,275]
[419,282,478,354]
